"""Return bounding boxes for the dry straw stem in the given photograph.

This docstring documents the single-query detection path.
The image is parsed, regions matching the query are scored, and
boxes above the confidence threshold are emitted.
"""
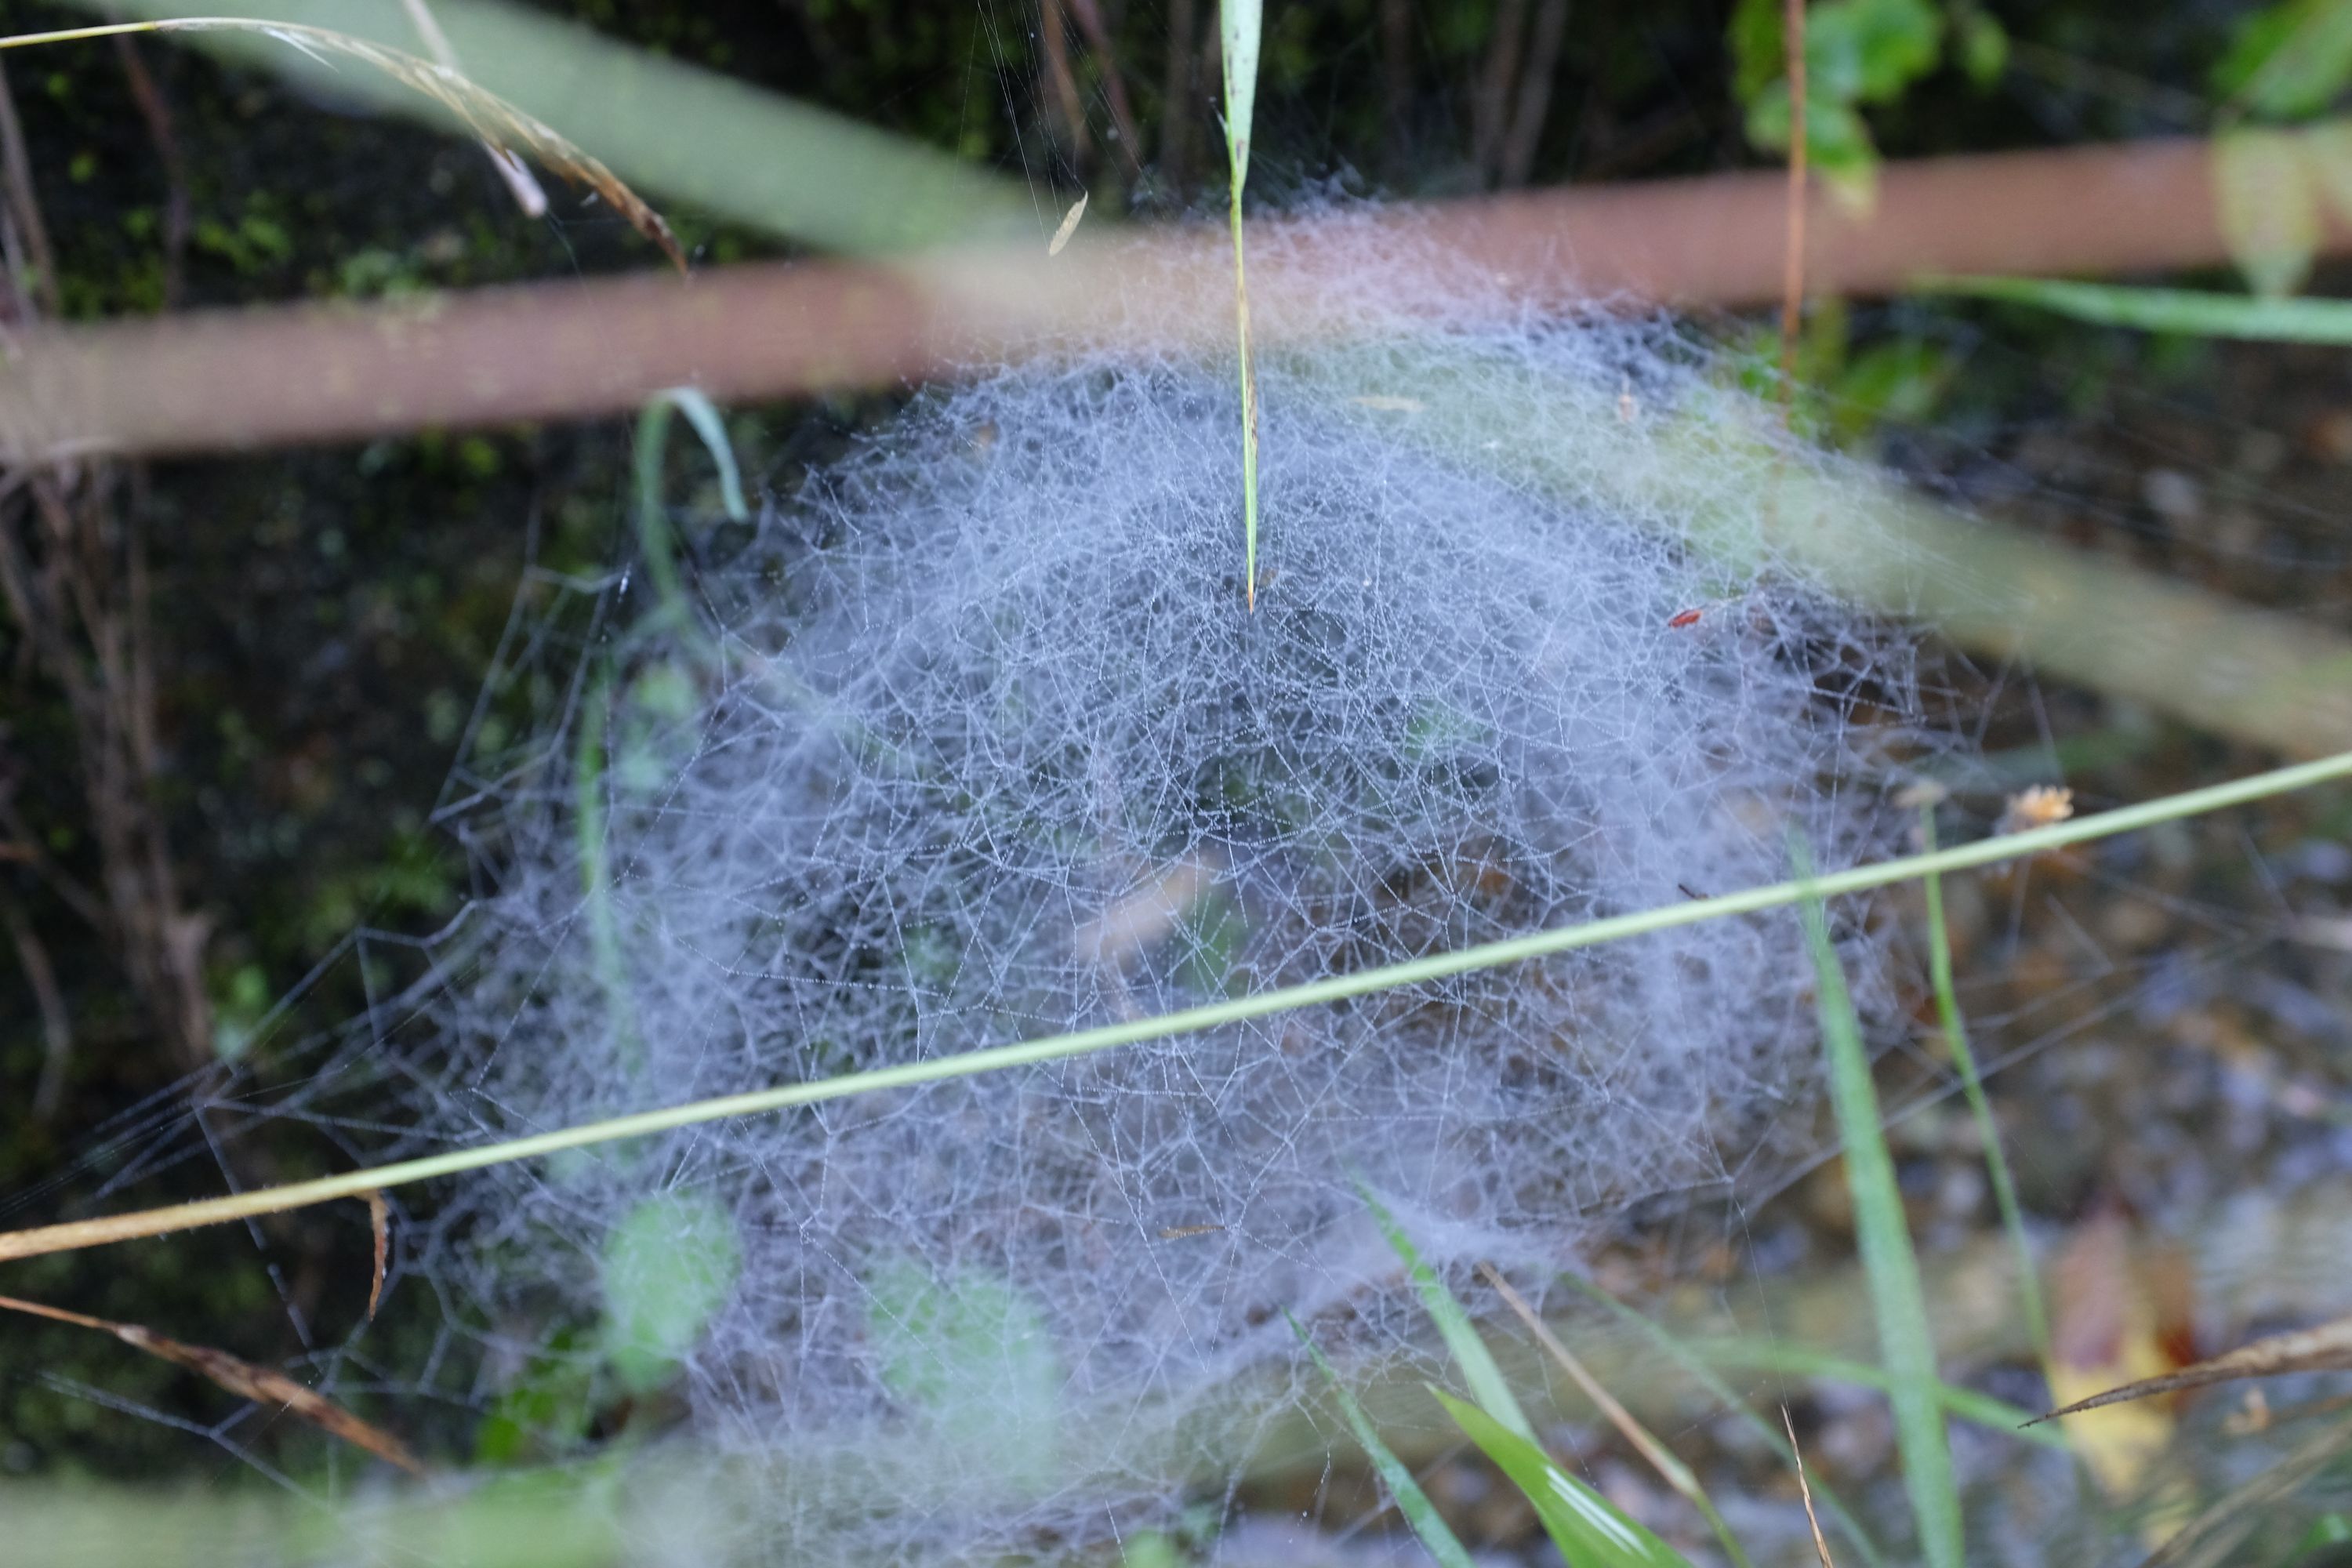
[0,1292,423,1472]
[0,747,2347,1269]
[0,17,683,270]
[55,0,1032,252]
[2032,1313,2352,1424]
[1480,1263,1753,1568]
[1783,1406,1837,1568]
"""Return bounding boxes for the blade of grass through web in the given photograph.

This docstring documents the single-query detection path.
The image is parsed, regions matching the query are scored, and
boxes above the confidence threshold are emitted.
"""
[1,749,2347,1265]
[1479,1265,1753,1568]
[1290,1316,1476,1568]
[1221,0,1261,609]
[1361,1186,1536,1441]
[1696,1339,2064,1448]
[1796,843,1962,1568]
[1430,1388,1693,1568]
[1920,803,2053,1371]
[1930,276,2352,341]
[1558,1273,1887,1568]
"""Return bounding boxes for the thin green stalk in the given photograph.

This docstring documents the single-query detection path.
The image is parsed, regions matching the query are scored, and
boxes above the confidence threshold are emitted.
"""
[1921,803,2054,1371]
[1697,1338,2066,1448]
[1293,1316,1477,1568]
[0,749,2346,1264]
[1220,0,1261,609]
[1797,844,1961,1568]
[1931,276,2352,342]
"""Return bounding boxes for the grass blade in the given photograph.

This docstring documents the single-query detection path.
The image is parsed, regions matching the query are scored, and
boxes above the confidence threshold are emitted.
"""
[1559,1273,1889,1568]
[1220,0,1262,608]
[1795,842,1962,1568]
[1429,1387,1693,1567]
[1479,1266,1752,1568]
[1360,1188,1535,1441]
[1290,1316,1476,1568]
[1933,275,2352,341]
[1919,802,2054,1371]
[0,747,2346,1265]
[0,17,684,269]
[1697,1340,2067,1448]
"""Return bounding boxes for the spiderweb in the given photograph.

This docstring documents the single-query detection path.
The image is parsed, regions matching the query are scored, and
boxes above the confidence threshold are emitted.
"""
[170,227,1938,1561]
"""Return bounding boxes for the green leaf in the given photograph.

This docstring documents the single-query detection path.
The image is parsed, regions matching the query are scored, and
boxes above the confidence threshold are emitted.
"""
[1794,846,1962,1568]
[1957,9,2009,87]
[2216,0,2352,120]
[1727,0,1787,104]
[2214,127,2323,298]
[1291,1316,1476,1568]
[1429,1388,1693,1567]
[869,1258,1063,1486]
[1746,87,1881,198]
[601,1193,740,1393]
[1359,1186,1536,1441]
[1808,0,1942,105]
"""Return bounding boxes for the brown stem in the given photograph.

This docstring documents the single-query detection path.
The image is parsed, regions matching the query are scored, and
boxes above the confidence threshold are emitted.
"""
[1498,0,1571,188]
[1158,0,1197,190]
[111,38,190,310]
[1,882,74,1117]
[1040,0,1093,171]
[1064,0,1143,180]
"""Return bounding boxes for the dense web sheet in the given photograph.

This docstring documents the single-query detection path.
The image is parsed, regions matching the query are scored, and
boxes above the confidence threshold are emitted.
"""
[256,246,1929,1557]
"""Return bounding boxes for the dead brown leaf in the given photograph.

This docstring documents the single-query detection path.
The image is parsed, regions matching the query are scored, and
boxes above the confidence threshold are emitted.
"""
[0,1292,423,1473]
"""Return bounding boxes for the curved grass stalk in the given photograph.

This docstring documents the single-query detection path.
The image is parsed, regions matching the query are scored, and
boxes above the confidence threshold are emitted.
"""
[0,747,2345,1265]
[0,16,684,270]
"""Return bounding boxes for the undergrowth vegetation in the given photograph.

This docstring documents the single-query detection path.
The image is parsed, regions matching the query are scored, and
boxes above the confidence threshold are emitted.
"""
[4,1,2352,1565]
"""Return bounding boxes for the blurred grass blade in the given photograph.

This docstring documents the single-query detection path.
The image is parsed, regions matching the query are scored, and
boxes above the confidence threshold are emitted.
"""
[1480,1265,1753,1567]
[1560,1273,1888,1567]
[2143,1409,2352,1568]
[2033,1313,2352,1424]
[1935,275,2352,341]
[1360,1187,1535,1441]
[1429,1388,1694,1568]
[1290,1316,1476,1568]
[1221,0,1262,608]
[658,388,750,523]
[1796,844,1963,1568]
[1698,1340,2067,1447]
[1919,804,2053,1370]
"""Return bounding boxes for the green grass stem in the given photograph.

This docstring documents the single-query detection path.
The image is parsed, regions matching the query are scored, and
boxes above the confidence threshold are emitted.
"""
[1920,804,2055,1372]
[1798,845,1962,1568]
[0,749,2346,1265]
[1293,1317,1476,1568]
[1933,276,2352,341]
